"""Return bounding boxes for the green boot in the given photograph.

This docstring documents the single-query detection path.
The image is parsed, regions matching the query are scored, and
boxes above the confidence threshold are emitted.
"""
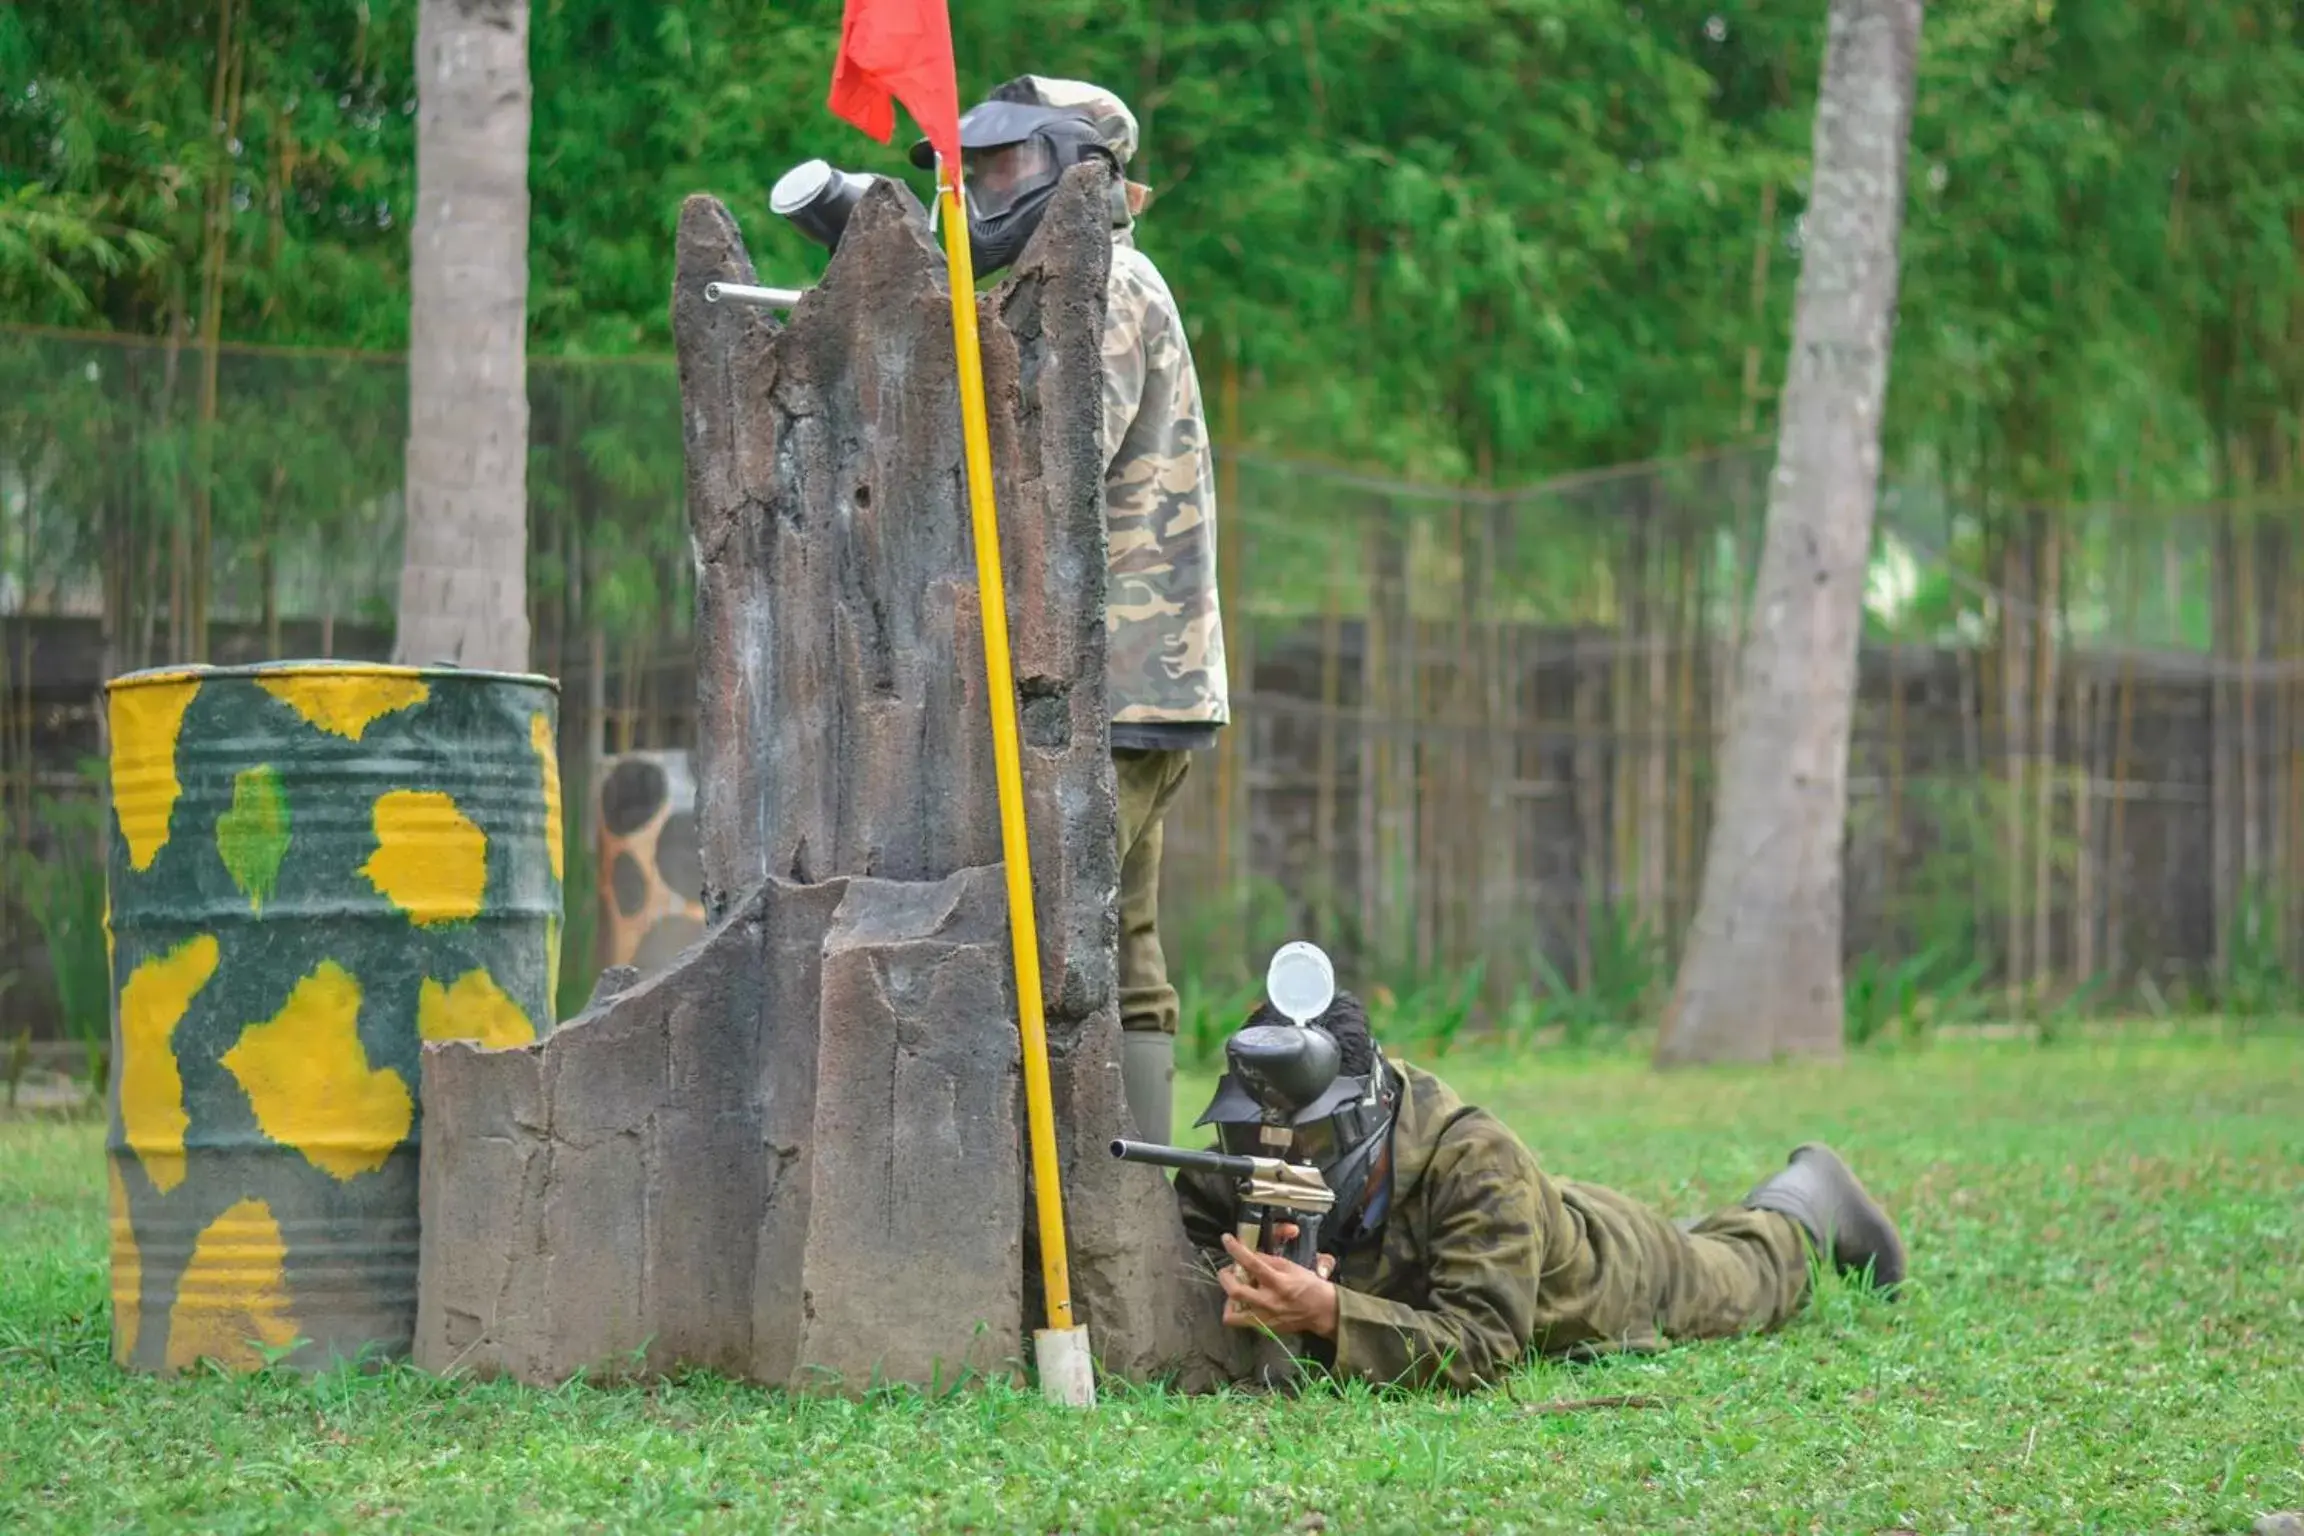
[1744,1144,1907,1295]
[1121,1031,1175,1143]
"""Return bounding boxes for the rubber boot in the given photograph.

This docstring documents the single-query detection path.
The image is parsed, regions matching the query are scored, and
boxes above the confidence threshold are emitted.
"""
[1743,1143,1907,1295]
[1121,1031,1175,1143]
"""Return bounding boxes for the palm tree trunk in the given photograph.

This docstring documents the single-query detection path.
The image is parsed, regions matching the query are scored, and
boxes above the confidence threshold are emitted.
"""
[395,0,533,673]
[1657,0,1923,1066]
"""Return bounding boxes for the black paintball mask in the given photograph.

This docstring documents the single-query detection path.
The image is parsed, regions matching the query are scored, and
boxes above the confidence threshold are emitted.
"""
[1195,1018,1400,1256]
[908,100,1122,275]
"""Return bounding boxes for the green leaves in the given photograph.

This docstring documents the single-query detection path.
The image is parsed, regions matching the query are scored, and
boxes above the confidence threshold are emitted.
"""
[0,185,165,318]
[216,765,291,914]
[3,0,2299,508]
[1,4,416,344]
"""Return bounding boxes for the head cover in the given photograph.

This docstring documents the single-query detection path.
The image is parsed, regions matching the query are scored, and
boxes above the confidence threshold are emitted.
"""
[909,76,1145,272]
[987,76,1138,167]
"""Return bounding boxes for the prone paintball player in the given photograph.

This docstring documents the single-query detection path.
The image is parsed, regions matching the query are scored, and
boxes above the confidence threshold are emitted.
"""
[1131,961,1907,1391]
[909,76,1226,1147]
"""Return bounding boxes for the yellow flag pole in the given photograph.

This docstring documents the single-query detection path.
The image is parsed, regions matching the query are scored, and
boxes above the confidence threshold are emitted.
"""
[935,172,1094,1407]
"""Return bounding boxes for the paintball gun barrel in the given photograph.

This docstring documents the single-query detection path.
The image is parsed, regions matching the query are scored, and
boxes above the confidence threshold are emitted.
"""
[1108,1140,1259,1180]
[1109,1138,1334,1269]
[704,281,807,309]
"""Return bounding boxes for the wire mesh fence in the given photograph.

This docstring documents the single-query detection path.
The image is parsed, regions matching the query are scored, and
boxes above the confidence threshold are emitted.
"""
[1161,452,2304,1026]
[5,323,2301,1043]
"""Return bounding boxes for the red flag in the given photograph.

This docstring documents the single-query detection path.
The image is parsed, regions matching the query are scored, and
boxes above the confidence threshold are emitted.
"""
[827,0,961,181]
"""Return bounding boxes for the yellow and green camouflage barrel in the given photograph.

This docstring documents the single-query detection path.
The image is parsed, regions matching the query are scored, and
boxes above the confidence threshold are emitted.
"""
[103,662,564,1373]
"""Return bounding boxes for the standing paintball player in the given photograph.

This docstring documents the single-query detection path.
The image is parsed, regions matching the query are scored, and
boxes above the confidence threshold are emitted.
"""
[913,76,1227,1144]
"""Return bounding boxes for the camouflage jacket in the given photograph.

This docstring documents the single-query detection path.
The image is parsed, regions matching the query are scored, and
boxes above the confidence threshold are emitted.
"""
[1100,231,1229,728]
[1175,1061,1545,1392]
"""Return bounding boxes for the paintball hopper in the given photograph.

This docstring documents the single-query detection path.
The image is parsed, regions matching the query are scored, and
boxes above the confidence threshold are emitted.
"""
[771,159,876,251]
[1224,1025,1343,1122]
[1196,941,1359,1130]
[1265,941,1335,1025]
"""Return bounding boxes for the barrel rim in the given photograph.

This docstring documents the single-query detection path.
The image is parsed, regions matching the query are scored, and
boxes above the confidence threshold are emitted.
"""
[105,661,561,695]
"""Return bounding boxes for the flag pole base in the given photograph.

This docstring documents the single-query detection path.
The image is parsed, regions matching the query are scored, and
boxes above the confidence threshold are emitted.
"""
[1034,1327,1097,1408]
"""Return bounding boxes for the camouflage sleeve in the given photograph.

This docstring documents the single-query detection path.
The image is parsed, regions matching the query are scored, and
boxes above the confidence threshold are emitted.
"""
[1328,1115,1542,1392]
[1098,244,1227,726]
[1099,261,1150,475]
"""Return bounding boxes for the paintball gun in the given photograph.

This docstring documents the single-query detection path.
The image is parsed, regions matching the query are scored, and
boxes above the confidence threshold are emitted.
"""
[702,159,882,313]
[1107,940,1352,1271]
[1108,1139,1335,1268]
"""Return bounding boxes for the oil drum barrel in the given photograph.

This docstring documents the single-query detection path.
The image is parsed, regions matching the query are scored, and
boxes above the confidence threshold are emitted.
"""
[104,662,563,1373]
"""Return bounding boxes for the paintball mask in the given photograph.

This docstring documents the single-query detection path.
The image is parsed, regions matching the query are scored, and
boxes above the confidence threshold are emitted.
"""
[1195,945,1400,1256]
[907,99,1122,275]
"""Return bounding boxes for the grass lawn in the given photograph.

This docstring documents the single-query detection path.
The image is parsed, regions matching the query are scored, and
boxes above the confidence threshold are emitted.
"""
[4,1030,2300,1534]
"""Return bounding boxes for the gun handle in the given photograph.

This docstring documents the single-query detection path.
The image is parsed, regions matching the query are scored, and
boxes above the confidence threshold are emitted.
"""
[1281,1214,1323,1270]
[1241,1204,1322,1270]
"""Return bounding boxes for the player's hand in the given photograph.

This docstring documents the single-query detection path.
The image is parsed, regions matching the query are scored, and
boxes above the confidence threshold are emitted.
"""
[1218,1232,1340,1338]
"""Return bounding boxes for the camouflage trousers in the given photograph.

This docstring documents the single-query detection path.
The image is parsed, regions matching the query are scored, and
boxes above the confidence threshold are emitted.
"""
[1533,1178,1812,1356]
[1115,747,1193,1037]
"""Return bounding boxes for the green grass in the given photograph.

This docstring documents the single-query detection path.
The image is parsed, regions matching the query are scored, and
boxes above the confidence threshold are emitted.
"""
[5,1032,2301,1534]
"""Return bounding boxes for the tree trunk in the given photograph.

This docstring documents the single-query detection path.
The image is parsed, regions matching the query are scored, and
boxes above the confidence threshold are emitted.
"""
[261,462,285,659]
[188,0,242,667]
[1572,631,1605,989]
[395,0,533,673]
[2032,517,2061,992]
[412,173,1234,1390]
[1998,520,2033,999]
[1656,0,1921,1066]
[1213,352,1246,943]
[1315,569,1342,942]
[2210,511,2238,981]
[1672,522,1702,939]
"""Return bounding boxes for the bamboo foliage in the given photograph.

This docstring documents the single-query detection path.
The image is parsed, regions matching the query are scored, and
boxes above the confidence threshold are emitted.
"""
[6,0,2304,1046]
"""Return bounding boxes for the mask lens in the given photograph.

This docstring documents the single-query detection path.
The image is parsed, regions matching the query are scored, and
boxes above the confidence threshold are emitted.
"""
[1291,1119,1339,1167]
[1214,1123,1263,1158]
[963,139,1055,219]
